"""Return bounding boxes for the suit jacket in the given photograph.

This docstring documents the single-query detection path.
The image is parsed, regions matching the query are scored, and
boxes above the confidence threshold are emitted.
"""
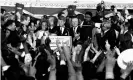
[69,26,81,46]
[70,26,81,38]
[80,21,94,42]
[58,27,70,36]
[120,31,132,51]
[48,26,60,36]
[97,28,118,50]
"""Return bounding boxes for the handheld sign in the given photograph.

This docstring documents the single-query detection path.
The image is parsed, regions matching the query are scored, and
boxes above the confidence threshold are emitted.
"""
[43,36,72,50]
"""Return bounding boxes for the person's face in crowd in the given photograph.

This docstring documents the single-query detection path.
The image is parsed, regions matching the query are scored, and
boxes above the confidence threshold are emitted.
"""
[85,14,91,22]
[58,19,65,27]
[24,17,30,26]
[102,22,111,31]
[97,11,103,17]
[28,22,35,32]
[67,6,76,16]
[37,20,40,25]
[72,18,78,27]
[41,22,47,31]
[101,25,106,31]
[8,22,16,31]
[48,17,54,26]
[31,22,34,27]
[111,7,114,11]
[96,27,101,33]
[10,15,15,20]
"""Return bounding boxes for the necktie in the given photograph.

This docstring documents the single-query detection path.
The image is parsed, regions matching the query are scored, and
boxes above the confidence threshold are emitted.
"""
[62,27,63,34]
[73,27,76,34]
[60,27,63,34]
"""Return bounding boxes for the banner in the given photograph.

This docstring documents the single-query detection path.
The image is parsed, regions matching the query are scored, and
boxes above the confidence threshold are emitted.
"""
[1,1,133,9]
[44,36,72,50]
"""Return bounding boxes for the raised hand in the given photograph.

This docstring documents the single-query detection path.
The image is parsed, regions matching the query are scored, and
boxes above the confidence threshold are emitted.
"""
[105,40,110,51]
[45,50,57,80]
[90,50,102,64]
[114,46,120,56]
[56,39,66,61]
[45,49,56,69]
[62,43,71,60]
[24,53,32,65]
[105,51,116,79]
[123,61,133,73]
[121,61,133,79]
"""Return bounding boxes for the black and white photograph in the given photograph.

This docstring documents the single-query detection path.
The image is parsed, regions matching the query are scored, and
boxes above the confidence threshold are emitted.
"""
[1,0,133,80]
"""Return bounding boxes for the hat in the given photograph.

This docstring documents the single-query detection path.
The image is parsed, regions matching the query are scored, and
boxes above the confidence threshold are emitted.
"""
[117,49,133,70]
[15,3,24,10]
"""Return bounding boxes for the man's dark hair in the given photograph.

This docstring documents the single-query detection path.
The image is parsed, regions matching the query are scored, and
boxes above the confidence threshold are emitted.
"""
[48,16,58,26]
[77,14,84,21]
[96,3,102,12]
[1,8,6,14]
[4,20,15,29]
[58,12,65,19]
[85,11,92,17]
[74,40,83,47]
[111,5,115,8]
[125,22,130,28]
[42,15,48,19]
[21,14,30,22]
[67,5,76,10]
[111,5,115,11]
[59,16,66,22]
[71,16,79,22]
[40,20,48,28]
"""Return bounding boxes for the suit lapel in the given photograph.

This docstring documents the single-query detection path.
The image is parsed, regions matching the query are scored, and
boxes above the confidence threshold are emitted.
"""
[62,28,66,35]
[76,26,80,34]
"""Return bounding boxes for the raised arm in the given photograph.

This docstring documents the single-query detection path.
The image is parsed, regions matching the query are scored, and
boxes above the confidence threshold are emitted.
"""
[83,43,91,62]
[45,49,56,80]
[63,45,76,80]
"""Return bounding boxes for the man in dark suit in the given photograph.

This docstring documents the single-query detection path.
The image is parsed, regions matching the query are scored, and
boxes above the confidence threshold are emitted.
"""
[80,11,94,42]
[96,20,119,50]
[70,17,81,46]
[58,16,70,36]
[48,16,60,35]
[120,22,133,51]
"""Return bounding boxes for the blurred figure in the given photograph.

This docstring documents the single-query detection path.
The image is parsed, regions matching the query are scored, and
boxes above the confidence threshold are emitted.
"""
[48,16,60,35]
[119,22,133,51]
[77,14,84,27]
[80,11,94,42]
[36,20,49,40]
[58,16,70,36]
[70,17,81,46]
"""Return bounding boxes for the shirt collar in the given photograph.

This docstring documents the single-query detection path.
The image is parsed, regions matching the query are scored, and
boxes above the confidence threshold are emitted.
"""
[124,30,128,34]
[104,29,109,34]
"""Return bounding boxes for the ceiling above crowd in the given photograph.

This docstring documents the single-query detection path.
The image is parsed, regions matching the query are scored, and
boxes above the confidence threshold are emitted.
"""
[1,0,133,9]
[1,0,133,19]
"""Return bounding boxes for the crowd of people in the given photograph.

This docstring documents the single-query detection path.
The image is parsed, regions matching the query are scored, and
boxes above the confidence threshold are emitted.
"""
[1,2,133,80]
